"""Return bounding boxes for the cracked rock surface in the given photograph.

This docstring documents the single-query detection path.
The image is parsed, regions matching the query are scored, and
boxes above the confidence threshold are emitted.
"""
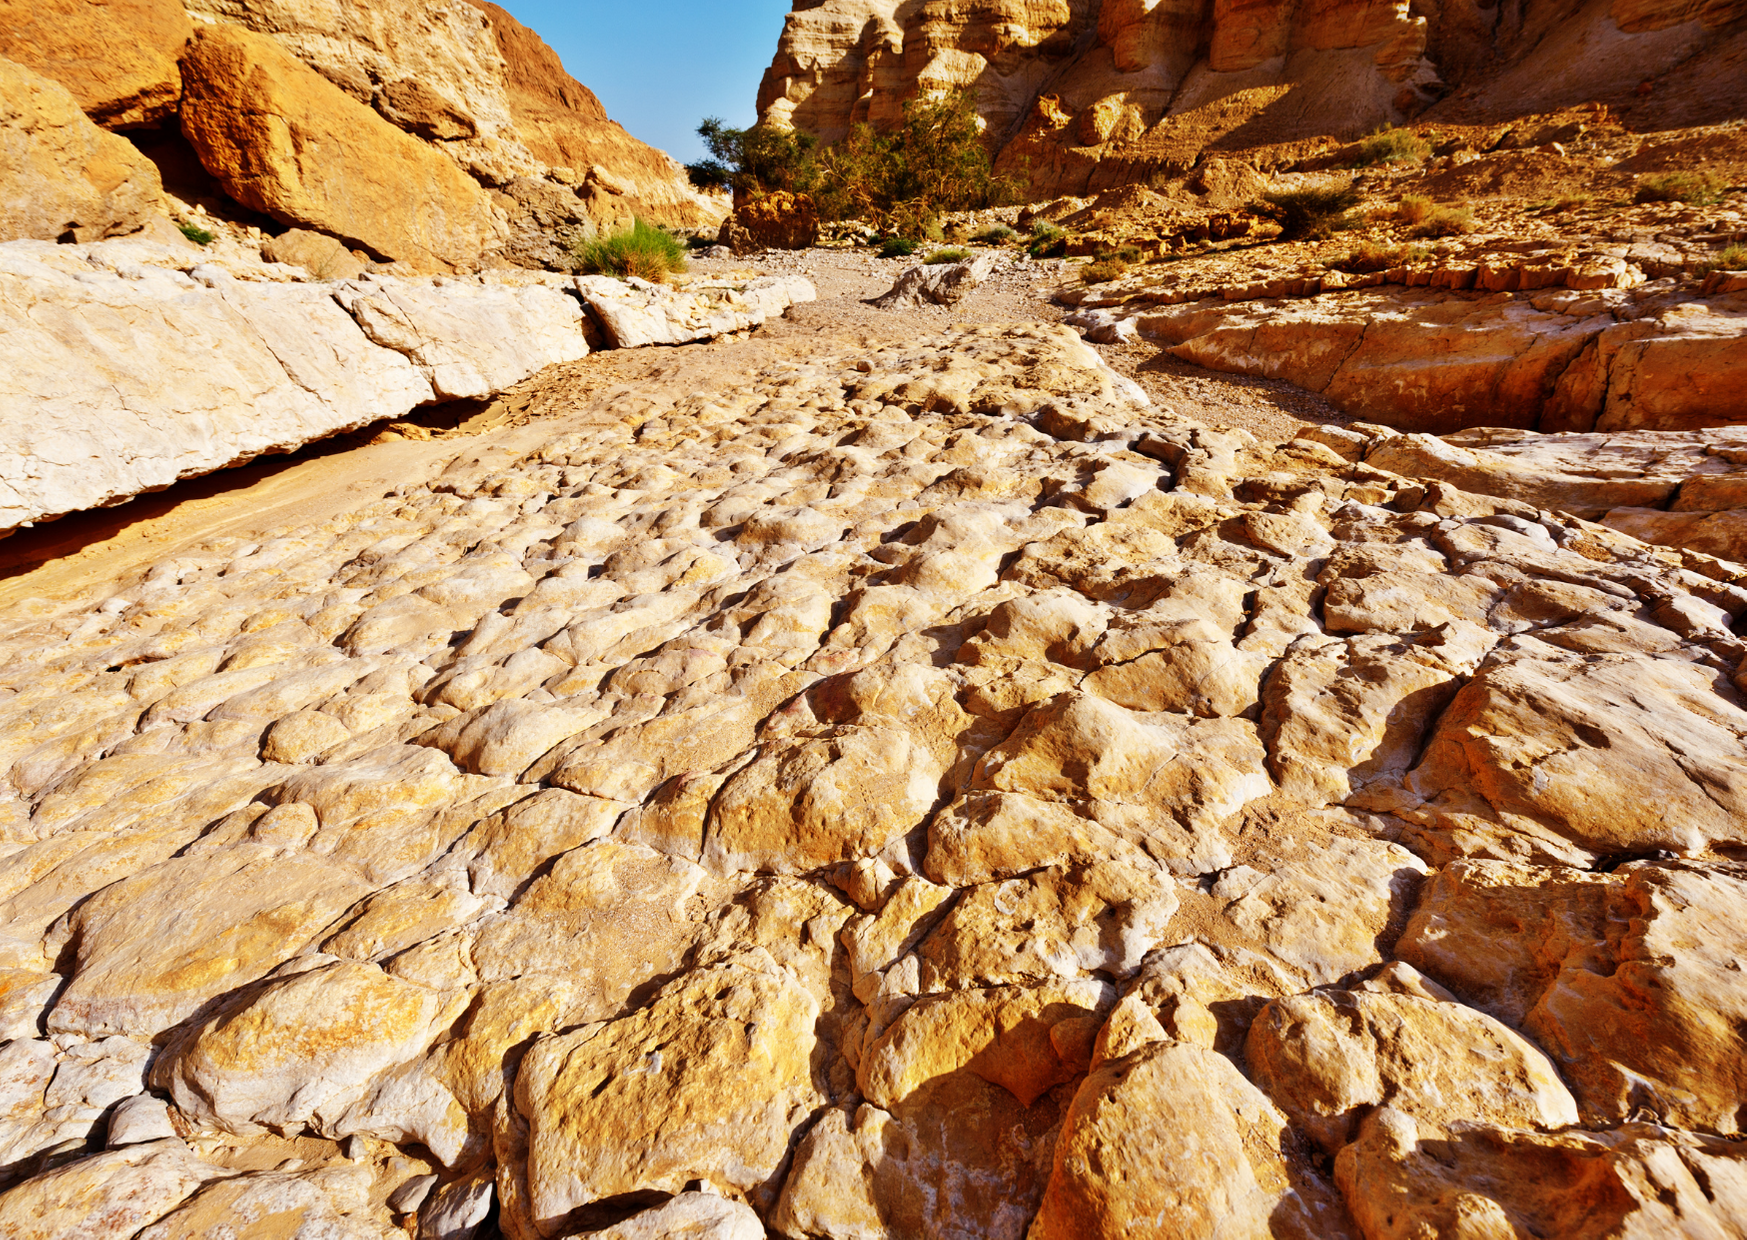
[2,321,1747,1236]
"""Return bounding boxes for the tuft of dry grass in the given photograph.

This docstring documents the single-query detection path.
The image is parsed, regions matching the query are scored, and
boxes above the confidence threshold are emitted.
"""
[1635,171,1725,206]
[1396,195,1435,225]
[1082,256,1131,284]
[1410,205,1475,238]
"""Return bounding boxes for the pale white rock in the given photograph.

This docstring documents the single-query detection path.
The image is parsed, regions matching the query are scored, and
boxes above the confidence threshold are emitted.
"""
[593,1192,765,1240]
[575,274,814,348]
[334,276,588,400]
[871,252,1001,309]
[106,1093,179,1147]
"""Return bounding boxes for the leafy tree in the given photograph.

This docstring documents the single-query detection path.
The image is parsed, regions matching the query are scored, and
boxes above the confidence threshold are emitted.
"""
[687,117,817,197]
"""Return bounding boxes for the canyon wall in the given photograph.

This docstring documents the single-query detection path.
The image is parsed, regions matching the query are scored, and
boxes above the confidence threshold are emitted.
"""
[758,0,1747,196]
[0,0,724,269]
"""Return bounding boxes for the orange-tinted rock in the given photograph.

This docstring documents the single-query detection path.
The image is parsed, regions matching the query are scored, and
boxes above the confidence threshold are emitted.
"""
[0,56,165,243]
[466,0,726,228]
[0,0,191,129]
[721,191,820,254]
[178,24,497,270]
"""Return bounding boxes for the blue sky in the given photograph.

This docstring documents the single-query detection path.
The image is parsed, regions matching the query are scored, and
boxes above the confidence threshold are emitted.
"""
[497,1,795,165]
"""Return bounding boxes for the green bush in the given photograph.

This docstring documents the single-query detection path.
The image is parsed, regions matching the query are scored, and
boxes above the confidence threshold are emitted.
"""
[1410,205,1475,238]
[879,237,920,258]
[1353,127,1431,167]
[687,118,817,197]
[1260,182,1362,241]
[813,92,1015,235]
[972,224,1017,244]
[1635,171,1725,206]
[1027,221,1067,258]
[922,247,970,264]
[571,219,687,281]
[178,220,216,246]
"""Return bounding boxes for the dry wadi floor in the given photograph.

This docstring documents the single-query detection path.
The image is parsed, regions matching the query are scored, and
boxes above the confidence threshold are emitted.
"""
[0,256,1744,1239]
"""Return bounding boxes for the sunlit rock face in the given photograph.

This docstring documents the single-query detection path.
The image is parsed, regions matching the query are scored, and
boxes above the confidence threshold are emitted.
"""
[756,0,1747,196]
[4,318,1747,1235]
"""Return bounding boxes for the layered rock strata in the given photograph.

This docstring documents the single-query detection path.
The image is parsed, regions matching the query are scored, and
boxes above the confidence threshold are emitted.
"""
[758,0,1747,197]
[0,0,193,130]
[2,321,1746,1235]
[1068,283,1747,435]
[0,237,815,533]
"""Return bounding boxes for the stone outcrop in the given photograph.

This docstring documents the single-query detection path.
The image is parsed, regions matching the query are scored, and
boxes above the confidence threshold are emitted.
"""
[758,0,1747,197]
[179,24,500,271]
[1067,284,1747,435]
[0,237,819,534]
[870,251,1000,308]
[4,318,1747,1233]
[1303,420,1747,564]
[575,274,816,348]
[0,237,583,533]
[0,0,193,129]
[0,57,166,244]
[719,191,820,254]
[464,0,726,229]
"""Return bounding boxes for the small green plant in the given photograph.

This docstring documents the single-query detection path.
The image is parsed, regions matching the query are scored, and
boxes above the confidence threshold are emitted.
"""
[1028,221,1067,258]
[1635,171,1725,206]
[1353,127,1431,167]
[570,218,687,281]
[921,246,970,264]
[1410,205,1475,238]
[1396,194,1435,226]
[177,220,216,246]
[1260,182,1362,241]
[972,224,1017,244]
[1696,242,1747,275]
[1114,245,1142,264]
[879,236,920,259]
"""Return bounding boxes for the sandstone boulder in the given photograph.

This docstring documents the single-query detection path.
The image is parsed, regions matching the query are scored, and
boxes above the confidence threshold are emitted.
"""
[0,57,165,244]
[260,228,368,280]
[720,191,818,253]
[179,24,497,270]
[0,0,191,129]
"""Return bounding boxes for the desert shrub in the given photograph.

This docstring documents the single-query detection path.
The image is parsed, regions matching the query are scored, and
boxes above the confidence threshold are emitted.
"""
[1396,194,1435,225]
[1339,240,1432,272]
[972,224,1017,244]
[1028,221,1067,258]
[1548,191,1594,213]
[178,221,216,246]
[812,92,1016,234]
[1114,245,1143,264]
[1260,182,1362,241]
[1696,242,1747,275]
[1635,171,1725,206]
[684,235,719,251]
[922,247,969,264]
[1082,256,1130,284]
[879,236,920,258]
[571,219,687,281]
[1353,127,1431,167]
[1410,205,1475,238]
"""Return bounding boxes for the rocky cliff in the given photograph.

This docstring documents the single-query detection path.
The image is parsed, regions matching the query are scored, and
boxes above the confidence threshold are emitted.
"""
[0,0,724,270]
[758,0,1747,196]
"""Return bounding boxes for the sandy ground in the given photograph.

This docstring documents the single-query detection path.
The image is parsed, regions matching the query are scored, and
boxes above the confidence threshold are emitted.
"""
[0,247,1341,608]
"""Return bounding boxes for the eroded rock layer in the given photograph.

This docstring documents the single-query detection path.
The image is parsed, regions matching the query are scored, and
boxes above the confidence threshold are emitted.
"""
[759,0,1747,196]
[2,321,1746,1236]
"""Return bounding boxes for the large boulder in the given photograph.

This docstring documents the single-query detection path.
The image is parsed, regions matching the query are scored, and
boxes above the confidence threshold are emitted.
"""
[0,57,165,243]
[719,191,818,254]
[0,0,191,129]
[178,24,498,271]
